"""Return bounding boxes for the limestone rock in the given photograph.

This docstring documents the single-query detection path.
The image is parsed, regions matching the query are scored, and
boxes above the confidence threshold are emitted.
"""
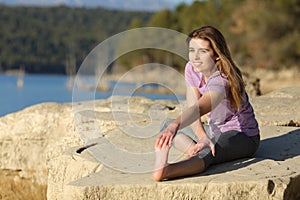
[251,87,300,127]
[47,126,300,200]
[0,87,300,199]
[47,147,102,200]
[0,102,80,184]
[46,87,300,200]
[0,96,181,184]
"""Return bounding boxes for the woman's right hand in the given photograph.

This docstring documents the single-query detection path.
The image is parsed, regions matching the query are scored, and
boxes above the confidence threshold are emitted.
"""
[190,137,215,157]
[155,123,178,149]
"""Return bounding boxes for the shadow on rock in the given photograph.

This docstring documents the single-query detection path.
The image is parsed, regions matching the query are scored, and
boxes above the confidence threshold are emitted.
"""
[197,128,300,176]
[255,128,300,161]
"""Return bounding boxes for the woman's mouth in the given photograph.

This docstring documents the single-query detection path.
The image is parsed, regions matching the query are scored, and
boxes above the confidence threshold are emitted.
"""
[193,62,202,66]
[192,62,202,72]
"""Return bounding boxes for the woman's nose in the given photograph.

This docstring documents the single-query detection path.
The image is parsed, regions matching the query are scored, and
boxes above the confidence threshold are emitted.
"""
[195,51,200,59]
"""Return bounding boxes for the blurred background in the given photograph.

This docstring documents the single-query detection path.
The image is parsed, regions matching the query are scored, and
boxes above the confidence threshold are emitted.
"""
[0,1,299,199]
[0,0,299,116]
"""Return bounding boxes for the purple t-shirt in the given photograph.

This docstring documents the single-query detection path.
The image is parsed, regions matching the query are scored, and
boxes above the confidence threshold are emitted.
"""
[185,62,259,137]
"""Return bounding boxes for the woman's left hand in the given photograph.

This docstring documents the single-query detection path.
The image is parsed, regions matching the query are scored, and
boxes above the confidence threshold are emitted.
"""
[155,123,178,149]
[190,137,215,157]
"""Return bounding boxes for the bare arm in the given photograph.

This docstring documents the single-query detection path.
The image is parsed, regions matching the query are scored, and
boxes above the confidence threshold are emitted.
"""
[186,86,207,140]
[156,89,224,148]
[173,91,214,129]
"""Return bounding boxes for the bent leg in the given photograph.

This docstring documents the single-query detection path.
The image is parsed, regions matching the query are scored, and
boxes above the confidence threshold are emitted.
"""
[173,134,196,157]
[152,143,170,181]
[172,123,202,157]
[152,143,205,181]
[163,156,205,181]
[153,120,210,181]
[201,131,260,169]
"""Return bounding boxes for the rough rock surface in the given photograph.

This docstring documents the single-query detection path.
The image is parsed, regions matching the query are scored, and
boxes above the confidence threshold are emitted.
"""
[0,87,299,200]
[251,87,300,127]
[48,126,300,200]
[0,103,79,184]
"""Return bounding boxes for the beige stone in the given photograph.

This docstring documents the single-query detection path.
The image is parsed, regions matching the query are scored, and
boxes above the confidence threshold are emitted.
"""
[46,87,300,200]
[252,87,300,127]
[0,96,182,184]
[0,103,80,184]
[0,87,299,199]
[47,125,300,200]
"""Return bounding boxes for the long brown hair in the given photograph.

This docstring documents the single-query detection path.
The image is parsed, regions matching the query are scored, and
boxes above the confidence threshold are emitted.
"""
[186,26,245,110]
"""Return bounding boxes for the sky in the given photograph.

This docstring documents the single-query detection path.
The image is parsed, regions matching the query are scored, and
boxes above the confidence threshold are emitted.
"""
[169,0,194,4]
[0,0,196,10]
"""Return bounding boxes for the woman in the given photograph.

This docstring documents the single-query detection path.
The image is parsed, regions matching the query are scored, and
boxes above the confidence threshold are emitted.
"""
[152,26,260,181]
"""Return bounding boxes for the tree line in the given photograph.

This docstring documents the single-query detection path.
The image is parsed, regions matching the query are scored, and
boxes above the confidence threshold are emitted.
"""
[120,0,299,71]
[0,0,299,74]
[0,5,153,74]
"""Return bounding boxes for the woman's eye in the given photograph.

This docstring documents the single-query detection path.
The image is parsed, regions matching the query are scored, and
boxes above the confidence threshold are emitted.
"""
[189,49,195,53]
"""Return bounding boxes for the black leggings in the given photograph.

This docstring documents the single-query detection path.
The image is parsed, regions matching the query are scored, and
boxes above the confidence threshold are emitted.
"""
[161,119,260,169]
[198,130,260,169]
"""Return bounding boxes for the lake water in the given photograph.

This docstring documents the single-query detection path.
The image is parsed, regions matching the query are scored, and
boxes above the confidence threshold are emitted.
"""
[0,74,185,117]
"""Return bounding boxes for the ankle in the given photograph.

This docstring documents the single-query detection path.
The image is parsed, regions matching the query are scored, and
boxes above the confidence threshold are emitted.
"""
[152,171,163,181]
[152,164,169,182]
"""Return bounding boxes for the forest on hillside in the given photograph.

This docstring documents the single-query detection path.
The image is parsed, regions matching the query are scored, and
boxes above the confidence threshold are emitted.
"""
[0,5,153,73]
[0,0,299,74]
[122,0,300,71]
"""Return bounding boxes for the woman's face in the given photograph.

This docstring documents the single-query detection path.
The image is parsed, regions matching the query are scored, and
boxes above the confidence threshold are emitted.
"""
[188,38,218,74]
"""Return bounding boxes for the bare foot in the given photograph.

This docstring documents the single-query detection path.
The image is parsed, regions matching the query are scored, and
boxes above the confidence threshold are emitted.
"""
[152,143,170,181]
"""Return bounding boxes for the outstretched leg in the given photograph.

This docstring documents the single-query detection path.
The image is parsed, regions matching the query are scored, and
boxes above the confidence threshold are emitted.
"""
[173,133,196,157]
[152,142,206,181]
[152,143,170,181]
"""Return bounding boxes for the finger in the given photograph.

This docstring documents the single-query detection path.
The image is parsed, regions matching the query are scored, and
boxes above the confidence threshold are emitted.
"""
[166,135,173,147]
[211,145,215,157]
[189,148,195,157]
[155,135,162,146]
[156,135,165,148]
[190,148,195,156]
[167,135,174,147]
[197,143,204,151]
[192,149,198,156]
[192,146,200,155]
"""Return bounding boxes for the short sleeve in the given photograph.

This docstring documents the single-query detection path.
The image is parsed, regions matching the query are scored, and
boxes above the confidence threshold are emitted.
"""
[204,72,228,95]
[184,62,202,88]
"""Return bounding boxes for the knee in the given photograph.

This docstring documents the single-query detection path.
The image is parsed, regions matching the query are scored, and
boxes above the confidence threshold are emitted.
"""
[172,134,184,147]
[172,134,180,148]
[160,118,174,131]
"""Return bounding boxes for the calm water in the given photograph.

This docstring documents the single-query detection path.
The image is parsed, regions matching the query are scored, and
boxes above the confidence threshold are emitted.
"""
[0,74,184,117]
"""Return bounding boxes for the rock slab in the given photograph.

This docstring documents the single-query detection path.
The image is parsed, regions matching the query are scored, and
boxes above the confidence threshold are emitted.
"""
[0,87,300,199]
[47,126,300,200]
[47,87,300,200]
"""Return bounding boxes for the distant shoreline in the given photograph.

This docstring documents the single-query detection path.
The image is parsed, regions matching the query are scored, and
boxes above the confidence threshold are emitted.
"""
[4,69,25,75]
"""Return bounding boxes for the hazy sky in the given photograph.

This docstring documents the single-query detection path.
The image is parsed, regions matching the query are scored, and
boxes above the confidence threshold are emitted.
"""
[170,0,194,4]
[0,0,195,6]
[0,0,196,11]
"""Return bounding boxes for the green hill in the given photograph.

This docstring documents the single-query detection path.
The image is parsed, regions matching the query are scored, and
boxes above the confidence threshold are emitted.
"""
[0,0,299,74]
[0,5,153,74]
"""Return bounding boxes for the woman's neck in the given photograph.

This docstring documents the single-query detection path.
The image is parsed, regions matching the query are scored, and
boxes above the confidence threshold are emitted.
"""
[203,67,218,82]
